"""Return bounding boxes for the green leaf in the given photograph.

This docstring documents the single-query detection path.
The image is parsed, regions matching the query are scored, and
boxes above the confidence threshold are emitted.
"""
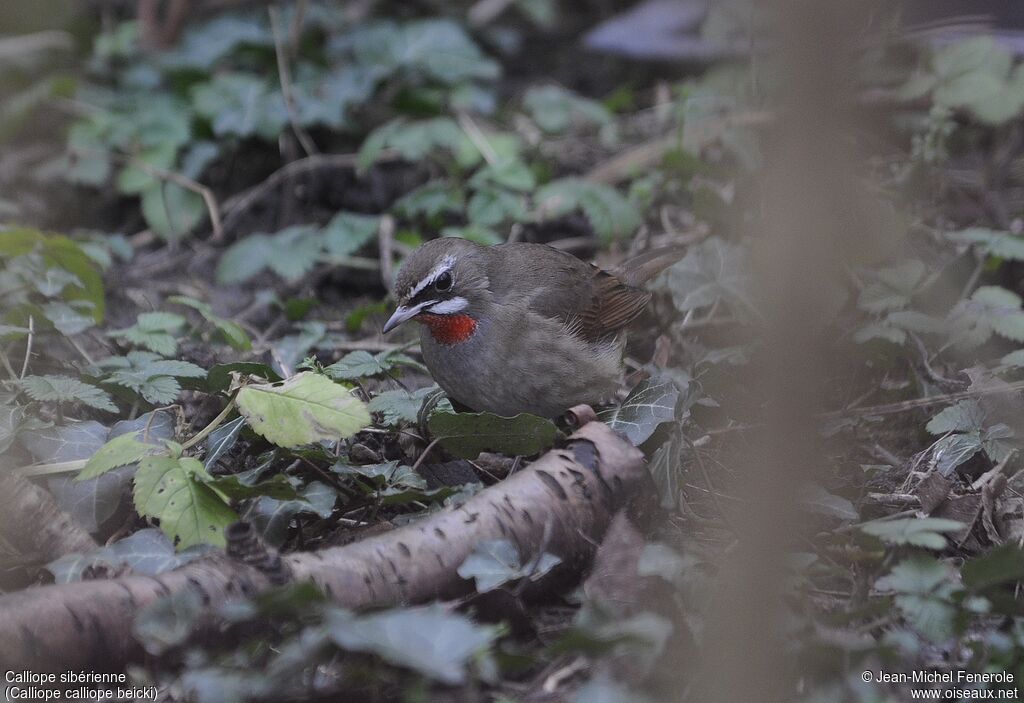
[48,528,209,583]
[368,387,440,426]
[948,286,1024,348]
[598,377,680,446]
[324,349,424,380]
[134,455,238,549]
[236,372,370,448]
[216,226,322,284]
[108,312,187,356]
[207,362,281,393]
[191,72,286,140]
[427,410,558,459]
[21,375,117,413]
[204,416,245,470]
[168,295,251,351]
[99,351,205,404]
[333,460,425,491]
[323,212,380,257]
[338,19,500,87]
[860,517,965,549]
[457,539,561,593]
[856,260,929,313]
[949,228,1024,261]
[393,182,465,219]
[649,428,683,510]
[799,484,858,521]
[467,187,527,227]
[203,472,300,501]
[523,85,614,135]
[326,604,498,685]
[358,117,465,170]
[932,432,984,476]
[667,236,752,316]
[78,431,152,480]
[441,225,503,245]
[140,182,205,242]
[927,400,985,435]
[962,545,1024,590]
[535,178,641,243]
[876,556,961,642]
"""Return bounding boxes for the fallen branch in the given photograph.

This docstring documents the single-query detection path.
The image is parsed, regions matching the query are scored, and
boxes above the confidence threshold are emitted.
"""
[0,472,98,563]
[0,421,651,671]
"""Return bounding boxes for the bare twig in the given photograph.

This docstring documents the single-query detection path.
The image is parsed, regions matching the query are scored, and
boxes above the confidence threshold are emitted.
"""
[269,5,318,158]
[378,214,396,291]
[93,150,224,240]
[18,316,33,379]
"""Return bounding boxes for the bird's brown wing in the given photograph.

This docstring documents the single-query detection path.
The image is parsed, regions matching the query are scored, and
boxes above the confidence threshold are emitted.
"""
[574,267,651,341]
[490,243,651,341]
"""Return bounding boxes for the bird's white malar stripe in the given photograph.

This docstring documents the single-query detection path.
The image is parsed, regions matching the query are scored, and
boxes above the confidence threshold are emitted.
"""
[426,296,468,315]
[408,254,456,298]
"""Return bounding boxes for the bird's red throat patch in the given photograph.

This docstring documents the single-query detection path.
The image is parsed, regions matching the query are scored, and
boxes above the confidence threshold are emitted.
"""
[416,313,477,345]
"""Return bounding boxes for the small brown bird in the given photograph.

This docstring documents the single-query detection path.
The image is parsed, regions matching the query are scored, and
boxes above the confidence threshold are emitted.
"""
[383,238,683,417]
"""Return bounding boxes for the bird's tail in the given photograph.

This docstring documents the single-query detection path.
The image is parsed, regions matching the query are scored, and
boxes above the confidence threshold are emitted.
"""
[612,245,687,287]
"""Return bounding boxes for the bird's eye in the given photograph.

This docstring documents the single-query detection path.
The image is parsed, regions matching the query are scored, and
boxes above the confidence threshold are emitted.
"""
[434,271,453,292]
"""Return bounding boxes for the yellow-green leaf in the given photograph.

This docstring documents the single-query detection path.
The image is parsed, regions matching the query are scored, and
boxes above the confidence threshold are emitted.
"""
[236,372,370,448]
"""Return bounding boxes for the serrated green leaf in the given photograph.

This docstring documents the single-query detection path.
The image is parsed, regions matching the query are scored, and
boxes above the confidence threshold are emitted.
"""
[168,296,251,351]
[427,410,557,459]
[323,212,380,257]
[21,375,117,412]
[324,349,424,380]
[358,117,465,170]
[949,228,1024,261]
[535,178,641,243]
[108,312,187,356]
[236,372,370,448]
[860,517,965,549]
[134,455,237,549]
[78,431,152,480]
[927,400,985,435]
[368,386,441,426]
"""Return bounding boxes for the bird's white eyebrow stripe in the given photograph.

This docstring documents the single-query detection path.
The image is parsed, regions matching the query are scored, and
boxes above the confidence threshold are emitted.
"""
[408,255,456,298]
[426,297,468,314]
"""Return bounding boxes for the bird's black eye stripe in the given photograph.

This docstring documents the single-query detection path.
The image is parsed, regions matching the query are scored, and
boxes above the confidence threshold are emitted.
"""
[434,271,453,292]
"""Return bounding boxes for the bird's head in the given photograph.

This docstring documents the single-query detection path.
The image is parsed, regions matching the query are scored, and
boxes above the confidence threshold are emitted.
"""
[383,238,491,344]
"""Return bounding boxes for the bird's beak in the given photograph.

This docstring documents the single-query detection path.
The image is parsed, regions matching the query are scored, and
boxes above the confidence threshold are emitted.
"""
[382,302,431,333]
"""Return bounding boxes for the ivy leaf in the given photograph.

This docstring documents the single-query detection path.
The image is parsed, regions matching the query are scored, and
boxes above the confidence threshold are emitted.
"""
[333,460,426,491]
[667,236,752,316]
[927,400,985,435]
[860,517,965,549]
[108,312,187,356]
[535,178,641,243]
[236,372,371,449]
[649,428,684,510]
[134,455,238,549]
[457,539,561,593]
[931,433,984,476]
[204,416,246,470]
[427,410,558,459]
[326,604,498,685]
[598,377,680,446]
[369,387,442,426]
[21,375,117,412]
[47,528,210,583]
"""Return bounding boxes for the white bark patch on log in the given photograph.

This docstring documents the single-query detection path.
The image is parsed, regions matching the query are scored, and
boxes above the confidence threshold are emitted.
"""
[0,421,652,671]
